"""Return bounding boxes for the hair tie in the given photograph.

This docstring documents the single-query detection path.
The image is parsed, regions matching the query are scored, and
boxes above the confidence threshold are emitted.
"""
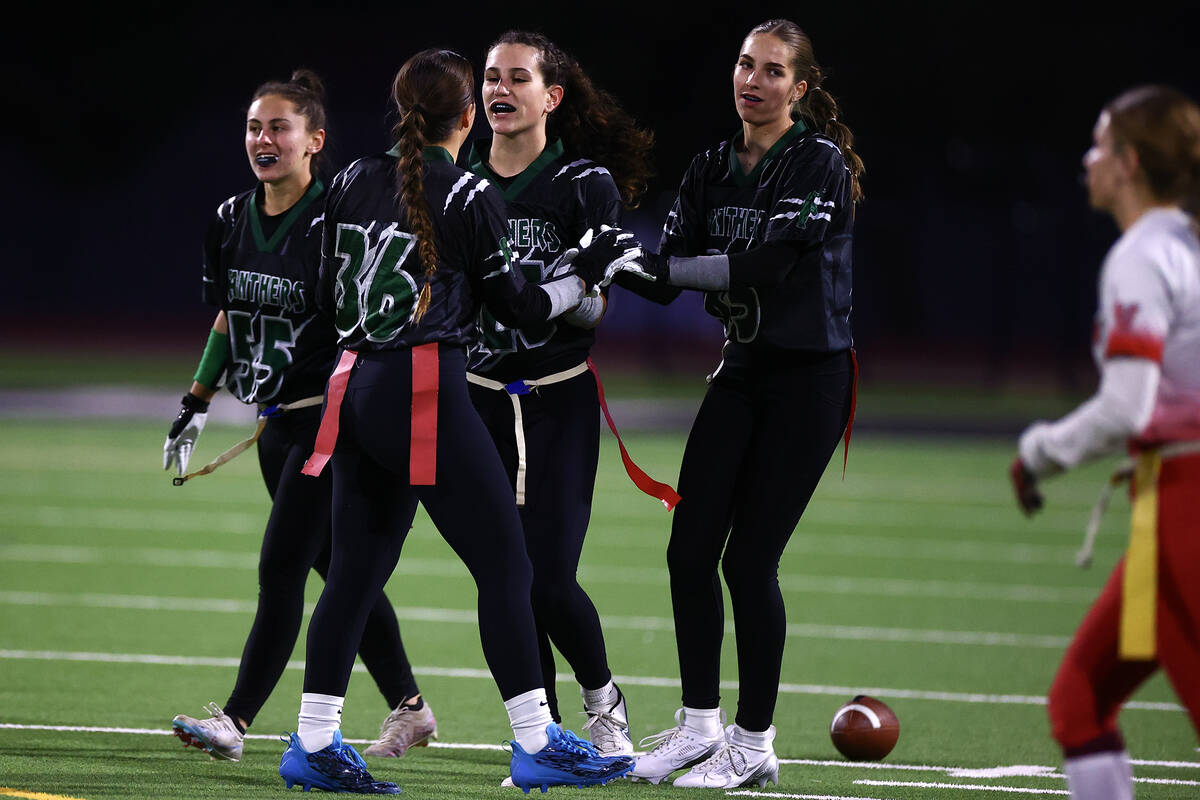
[410,103,425,116]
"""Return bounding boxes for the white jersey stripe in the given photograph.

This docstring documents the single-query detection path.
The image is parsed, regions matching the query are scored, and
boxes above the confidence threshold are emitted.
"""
[442,173,474,212]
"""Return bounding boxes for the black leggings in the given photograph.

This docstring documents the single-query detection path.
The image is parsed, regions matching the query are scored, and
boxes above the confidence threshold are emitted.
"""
[303,346,543,701]
[224,406,414,726]
[667,348,853,732]
[470,370,610,720]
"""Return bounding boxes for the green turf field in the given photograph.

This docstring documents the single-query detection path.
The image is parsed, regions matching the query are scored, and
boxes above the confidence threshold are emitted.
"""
[0,418,1197,799]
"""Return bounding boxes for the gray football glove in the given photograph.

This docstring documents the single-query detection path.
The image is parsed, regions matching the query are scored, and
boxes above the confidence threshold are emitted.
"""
[163,393,209,475]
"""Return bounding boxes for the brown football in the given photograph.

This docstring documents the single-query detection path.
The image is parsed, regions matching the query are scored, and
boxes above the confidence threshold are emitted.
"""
[830,695,900,761]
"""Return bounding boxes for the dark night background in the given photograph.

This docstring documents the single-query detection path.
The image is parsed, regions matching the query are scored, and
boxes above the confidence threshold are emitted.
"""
[7,1,1200,393]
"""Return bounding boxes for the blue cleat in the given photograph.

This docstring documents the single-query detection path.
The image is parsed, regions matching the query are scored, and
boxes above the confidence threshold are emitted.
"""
[279,730,401,794]
[509,723,635,794]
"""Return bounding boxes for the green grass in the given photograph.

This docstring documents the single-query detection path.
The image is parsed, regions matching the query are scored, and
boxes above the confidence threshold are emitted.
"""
[1,418,1197,799]
[0,345,1090,426]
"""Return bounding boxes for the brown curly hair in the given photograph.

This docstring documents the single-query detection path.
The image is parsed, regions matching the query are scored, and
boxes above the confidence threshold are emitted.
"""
[489,31,656,209]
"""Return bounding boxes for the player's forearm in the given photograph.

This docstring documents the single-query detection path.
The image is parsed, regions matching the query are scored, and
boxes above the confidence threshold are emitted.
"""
[612,270,683,305]
[635,242,798,292]
[562,293,607,329]
[485,275,585,330]
[1018,359,1160,475]
[189,312,229,399]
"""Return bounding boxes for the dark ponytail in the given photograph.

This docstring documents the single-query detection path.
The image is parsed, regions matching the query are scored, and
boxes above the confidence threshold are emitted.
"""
[746,20,865,203]
[390,49,475,322]
[490,31,656,208]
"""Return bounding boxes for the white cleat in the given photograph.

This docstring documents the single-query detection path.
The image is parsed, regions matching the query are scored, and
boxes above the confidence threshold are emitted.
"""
[673,724,780,788]
[364,700,438,757]
[627,708,725,784]
[582,685,634,757]
[171,702,244,762]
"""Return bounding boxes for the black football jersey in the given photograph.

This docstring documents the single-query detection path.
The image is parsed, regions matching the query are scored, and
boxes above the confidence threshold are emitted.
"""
[660,120,853,352]
[317,146,525,352]
[202,179,337,405]
[464,139,621,381]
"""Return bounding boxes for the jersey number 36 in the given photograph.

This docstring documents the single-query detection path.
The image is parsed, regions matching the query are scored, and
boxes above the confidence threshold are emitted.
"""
[331,222,420,342]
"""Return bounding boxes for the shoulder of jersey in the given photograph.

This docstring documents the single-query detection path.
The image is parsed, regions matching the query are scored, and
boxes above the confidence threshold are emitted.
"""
[439,167,496,214]
[1117,208,1200,269]
[550,156,612,185]
[789,130,849,171]
[216,187,255,223]
[333,154,392,190]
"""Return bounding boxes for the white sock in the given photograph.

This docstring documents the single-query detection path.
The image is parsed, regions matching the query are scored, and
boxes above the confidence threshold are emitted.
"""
[581,679,618,711]
[505,688,554,753]
[297,692,344,753]
[680,706,724,738]
[1063,750,1134,800]
[729,723,775,751]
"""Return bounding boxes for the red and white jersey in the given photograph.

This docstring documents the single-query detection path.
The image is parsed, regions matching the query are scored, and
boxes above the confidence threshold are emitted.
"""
[1093,206,1200,448]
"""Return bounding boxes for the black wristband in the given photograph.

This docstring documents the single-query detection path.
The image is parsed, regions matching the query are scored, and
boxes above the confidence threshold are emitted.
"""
[181,393,210,413]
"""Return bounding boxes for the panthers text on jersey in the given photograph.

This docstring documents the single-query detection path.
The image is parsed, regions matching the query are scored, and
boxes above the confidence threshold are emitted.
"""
[202,178,336,405]
[660,120,853,352]
[465,138,620,382]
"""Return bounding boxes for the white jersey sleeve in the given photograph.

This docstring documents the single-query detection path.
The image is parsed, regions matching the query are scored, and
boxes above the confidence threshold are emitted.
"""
[1019,207,1200,476]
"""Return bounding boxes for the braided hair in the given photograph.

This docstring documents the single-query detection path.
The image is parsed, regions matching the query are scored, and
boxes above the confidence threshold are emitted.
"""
[390,49,475,322]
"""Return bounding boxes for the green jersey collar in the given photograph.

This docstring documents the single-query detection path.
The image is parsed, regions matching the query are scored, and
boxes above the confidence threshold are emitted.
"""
[467,138,565,201]
[728,119,807,186]
[249,177,324,253]
[382,144,454,163]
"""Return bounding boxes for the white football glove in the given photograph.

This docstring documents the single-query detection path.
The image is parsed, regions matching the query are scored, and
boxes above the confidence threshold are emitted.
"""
[163,394,209,475]
[546,247,580,280]
[572,225,643,294]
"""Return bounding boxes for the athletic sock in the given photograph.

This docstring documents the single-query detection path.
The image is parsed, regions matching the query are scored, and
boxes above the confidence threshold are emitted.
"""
[297,692,344,753]
[581,679,619,711]
[681,706,724,738]
[729,723,774,751]
[1063,750,1133,800]
[403,695,425,712]
[505,688,555,754]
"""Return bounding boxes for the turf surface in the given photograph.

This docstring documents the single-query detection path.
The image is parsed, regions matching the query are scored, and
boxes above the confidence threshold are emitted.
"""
[0,418,1197,799]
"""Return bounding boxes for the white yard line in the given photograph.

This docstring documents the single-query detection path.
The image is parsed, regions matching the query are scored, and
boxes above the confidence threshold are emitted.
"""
[0,590,1076,649]
[0,542,1101,603]
[0,650,1184,712]
[0,531,1101,568]
[725,793,895,800]
[782,758,1199,773]
[0,507,260,533]
[855,780,1067,794]
[3,724,1194,794]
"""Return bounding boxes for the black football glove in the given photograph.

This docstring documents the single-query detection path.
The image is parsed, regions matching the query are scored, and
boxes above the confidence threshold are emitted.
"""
[163,393,210,475]
[1010,457,1044,516]
[570,226,642,291]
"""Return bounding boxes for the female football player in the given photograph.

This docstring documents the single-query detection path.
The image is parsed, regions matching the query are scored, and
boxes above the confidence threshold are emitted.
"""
[1012,85,1200,800]
[588,18,865,787]
[276,48,637,794]
[164,69,434,764]
[464,30,654,757]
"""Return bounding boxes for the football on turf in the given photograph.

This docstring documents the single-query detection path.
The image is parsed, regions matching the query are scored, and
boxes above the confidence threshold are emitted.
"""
[830,695,900,761]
